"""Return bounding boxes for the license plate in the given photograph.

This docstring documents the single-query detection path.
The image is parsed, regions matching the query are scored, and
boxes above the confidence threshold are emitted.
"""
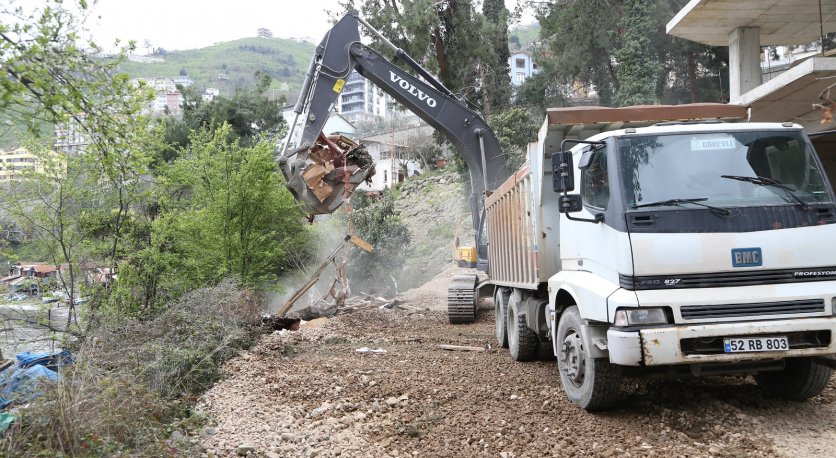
[723,336,789,353]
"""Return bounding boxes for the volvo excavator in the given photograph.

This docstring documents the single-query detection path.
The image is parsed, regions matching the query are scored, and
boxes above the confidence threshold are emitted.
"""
[279,10,510,323]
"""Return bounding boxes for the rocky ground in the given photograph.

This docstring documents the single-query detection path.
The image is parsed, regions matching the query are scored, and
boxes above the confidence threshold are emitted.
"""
[196,266,835,458]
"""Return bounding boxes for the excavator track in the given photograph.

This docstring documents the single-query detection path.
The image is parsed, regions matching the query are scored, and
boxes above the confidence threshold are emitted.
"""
[447,274,478,324]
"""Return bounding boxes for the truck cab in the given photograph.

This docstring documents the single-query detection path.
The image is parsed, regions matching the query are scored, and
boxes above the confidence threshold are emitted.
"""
[548,119,836,409]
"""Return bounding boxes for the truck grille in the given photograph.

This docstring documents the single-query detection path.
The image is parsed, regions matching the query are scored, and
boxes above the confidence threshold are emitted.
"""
[680,299,825,320]
[619,266,836,290]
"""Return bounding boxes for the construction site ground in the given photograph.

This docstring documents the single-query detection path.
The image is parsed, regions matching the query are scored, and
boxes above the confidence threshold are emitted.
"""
[197,266,836,458]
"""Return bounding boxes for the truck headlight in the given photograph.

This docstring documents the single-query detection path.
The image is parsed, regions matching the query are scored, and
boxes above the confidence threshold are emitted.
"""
[614,308,670,326]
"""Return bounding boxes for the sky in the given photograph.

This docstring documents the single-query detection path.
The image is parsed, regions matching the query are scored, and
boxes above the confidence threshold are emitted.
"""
[86,0,534,52]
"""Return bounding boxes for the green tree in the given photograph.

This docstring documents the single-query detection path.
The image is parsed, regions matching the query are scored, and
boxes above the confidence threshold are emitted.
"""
[481,0,513,115]
[352,0,499,104]
[526,0,728,109]
[1,1,148,159]
[1,149,92,326]
[347,191,411,296]
[614,0,663,106]
[488,107,539,170]
[115,125,311,311]
[163,71,285,156]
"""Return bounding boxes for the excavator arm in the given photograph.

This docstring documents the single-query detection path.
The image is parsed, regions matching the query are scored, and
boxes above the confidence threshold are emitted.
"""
[280,10,510,254]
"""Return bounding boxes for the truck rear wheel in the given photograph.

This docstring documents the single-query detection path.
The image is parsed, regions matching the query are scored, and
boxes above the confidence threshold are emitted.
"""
[507,295,538,361]
[556,306,621,410]
[494,289,508,348]
[754,358,832,400]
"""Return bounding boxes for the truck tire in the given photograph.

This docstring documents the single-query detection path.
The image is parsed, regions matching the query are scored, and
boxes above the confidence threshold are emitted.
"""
[507,295,538,361]
[556,306,621,410]
[754,358,832,400]
[494,289,508,348]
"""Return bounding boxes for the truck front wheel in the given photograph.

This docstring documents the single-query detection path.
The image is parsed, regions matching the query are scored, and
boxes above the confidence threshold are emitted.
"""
[754,358,832,400]
[556,306,622,410]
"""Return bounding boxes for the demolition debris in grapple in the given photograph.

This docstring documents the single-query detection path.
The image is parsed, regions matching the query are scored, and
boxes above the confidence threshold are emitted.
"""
[281,133,375,215]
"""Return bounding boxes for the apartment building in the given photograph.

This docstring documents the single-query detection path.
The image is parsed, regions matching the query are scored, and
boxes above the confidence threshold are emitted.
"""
[0,147,61,182]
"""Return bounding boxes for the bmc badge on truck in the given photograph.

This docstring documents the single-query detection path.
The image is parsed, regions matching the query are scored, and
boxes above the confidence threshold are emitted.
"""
[731,247,762,267]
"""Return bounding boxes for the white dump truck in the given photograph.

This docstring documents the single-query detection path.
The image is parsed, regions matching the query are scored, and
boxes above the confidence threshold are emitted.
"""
[285,11,835,410]
[488,104,836,409]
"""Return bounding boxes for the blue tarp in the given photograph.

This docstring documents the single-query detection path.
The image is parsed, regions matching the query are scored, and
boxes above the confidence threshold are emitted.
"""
[15,350,73,370]
[0,365,59,409]
[0,350,71,411]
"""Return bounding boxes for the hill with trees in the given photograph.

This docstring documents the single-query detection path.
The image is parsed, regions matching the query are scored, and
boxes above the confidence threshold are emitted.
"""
[117,37,316,99]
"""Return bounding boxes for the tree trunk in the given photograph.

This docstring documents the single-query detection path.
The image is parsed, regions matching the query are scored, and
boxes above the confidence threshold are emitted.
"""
[687,51,698,103]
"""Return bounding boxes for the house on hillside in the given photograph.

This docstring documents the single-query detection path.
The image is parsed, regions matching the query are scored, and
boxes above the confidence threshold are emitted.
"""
[509,51,538,86]
[1,263,59,295]
[0,147,63,183]
[355,123,434,191]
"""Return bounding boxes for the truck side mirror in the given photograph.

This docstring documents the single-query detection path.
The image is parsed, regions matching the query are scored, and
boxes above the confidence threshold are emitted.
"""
[559,194,583,213]
[552,151,574,192]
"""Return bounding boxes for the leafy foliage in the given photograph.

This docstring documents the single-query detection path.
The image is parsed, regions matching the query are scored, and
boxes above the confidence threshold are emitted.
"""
[161,71,286,157]
[523,0,729,109]
[351,0,511,111]
[347,191,411,296]
[114,125,310,312]
[488,107,540,170]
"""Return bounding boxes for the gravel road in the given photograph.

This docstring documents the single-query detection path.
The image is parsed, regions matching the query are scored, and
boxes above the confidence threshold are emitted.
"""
[197,268,835,458]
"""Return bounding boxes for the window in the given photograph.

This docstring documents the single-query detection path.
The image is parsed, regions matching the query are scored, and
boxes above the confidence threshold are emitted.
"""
[618,131,831,208]
[515,72,526,84]
[581,148,609,209]
[515,58,526,69]
[383,169,388,183]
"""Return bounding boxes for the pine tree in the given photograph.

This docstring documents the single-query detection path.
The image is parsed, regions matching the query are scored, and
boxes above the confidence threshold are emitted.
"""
[481,0,512,115]
[614,0,662,106]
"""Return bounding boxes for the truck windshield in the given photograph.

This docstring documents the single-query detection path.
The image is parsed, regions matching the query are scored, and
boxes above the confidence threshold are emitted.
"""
[618,131,832,208]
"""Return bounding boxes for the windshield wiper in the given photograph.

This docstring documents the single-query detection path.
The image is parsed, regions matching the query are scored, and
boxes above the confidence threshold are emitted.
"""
[721,175,810,210]
[632,197,732,216]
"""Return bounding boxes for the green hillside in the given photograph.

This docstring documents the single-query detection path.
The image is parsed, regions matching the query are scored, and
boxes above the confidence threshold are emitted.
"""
[509,23,540,51]
[118,37,316,100]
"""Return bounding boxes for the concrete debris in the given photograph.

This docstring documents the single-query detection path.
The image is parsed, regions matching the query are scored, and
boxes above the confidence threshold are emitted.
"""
[236,442,255,456]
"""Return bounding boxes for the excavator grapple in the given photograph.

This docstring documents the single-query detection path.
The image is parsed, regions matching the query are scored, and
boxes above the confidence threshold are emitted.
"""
[282,133,375,215]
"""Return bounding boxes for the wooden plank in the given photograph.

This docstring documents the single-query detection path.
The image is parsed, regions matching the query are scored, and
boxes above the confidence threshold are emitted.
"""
[348,235,374,252]
[437,344,486,352]
[277,240,347,317]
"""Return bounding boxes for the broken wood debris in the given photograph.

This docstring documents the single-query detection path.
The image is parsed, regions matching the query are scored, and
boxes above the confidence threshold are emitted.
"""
[437,344,489,352]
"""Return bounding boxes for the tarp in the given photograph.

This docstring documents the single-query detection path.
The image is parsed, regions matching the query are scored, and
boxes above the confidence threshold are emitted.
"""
[0,365,59,409]
[16,350,73,370]
[0,350,71,411]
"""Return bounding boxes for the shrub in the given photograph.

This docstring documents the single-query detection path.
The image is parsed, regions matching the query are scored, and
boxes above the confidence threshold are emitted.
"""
[3,279,263,456]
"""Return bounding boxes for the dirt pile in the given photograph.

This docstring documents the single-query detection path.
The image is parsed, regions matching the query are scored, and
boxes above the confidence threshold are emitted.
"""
[196,289,834,457]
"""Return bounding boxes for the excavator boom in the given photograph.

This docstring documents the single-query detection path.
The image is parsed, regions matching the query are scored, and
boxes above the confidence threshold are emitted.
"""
[280,10,509,255]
